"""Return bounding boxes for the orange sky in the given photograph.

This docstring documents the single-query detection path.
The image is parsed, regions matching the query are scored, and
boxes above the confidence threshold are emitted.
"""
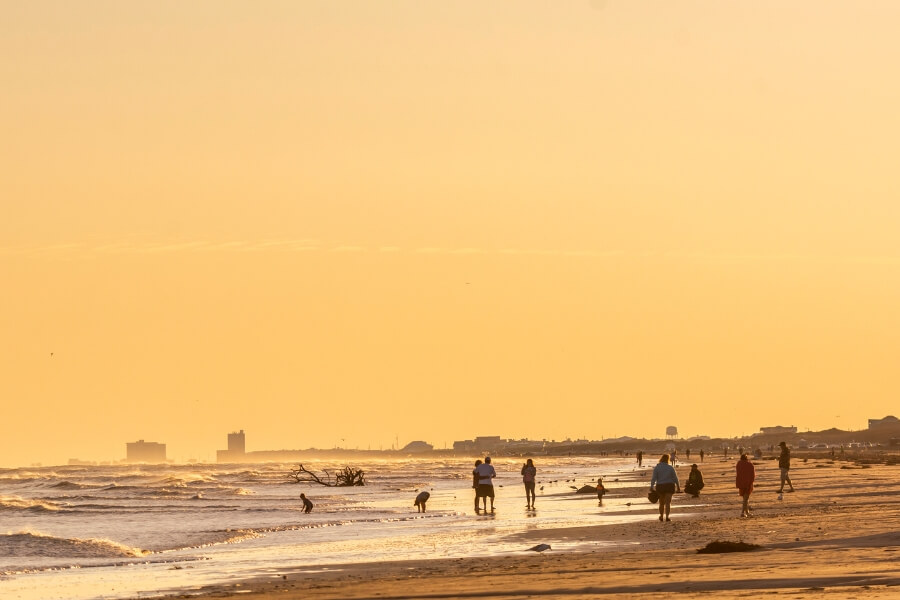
[2,2,899,466]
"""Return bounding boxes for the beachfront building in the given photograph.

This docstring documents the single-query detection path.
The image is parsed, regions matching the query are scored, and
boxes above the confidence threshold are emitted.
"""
[760,426,798,435]
[868,416,899,429]
[453,436,504,453]
[401,440,433,453]
[126,440,167,463]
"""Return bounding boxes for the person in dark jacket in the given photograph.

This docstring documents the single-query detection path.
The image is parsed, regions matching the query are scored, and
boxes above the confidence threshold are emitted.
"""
[776,441,795,493]
[736,454,755,517]
[300,493,314,513]
[684,464,705,497]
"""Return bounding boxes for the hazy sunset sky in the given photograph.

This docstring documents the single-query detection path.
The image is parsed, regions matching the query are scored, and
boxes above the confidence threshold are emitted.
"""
[2,1,899,466]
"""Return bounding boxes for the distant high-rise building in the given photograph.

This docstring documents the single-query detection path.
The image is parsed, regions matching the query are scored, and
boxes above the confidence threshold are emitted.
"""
[126,440,166,463]
[228,430,246,454]
[217,430,248,462]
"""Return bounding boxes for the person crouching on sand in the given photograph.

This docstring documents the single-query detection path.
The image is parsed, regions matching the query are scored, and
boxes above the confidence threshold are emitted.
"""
[650,454,680,522]
[736,454,756,518]
[300,493,314,513]
[684,464,705,497]
[414,491,430,512]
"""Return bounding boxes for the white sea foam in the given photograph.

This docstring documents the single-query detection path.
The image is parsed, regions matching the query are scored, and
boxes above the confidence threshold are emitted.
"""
[0,532,148,558]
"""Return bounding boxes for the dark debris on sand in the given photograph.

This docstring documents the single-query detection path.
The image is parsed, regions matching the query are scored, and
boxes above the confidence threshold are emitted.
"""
[696,541,763,554]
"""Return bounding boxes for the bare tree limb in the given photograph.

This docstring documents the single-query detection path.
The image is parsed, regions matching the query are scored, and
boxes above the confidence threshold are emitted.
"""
[288,464,366,486]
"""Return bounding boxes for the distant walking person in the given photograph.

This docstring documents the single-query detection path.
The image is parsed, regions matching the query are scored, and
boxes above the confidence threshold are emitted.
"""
[699,449,705,463]
[686,448,691,460]
[521,459,537,509]
[637,451,643,467]
[684,464,705,497]
[776,441,795,493]
[300,493,314,513]
[474,456,497,512]
[671,449,677,466]
[472,459,482,511]
[736,454,756,517]
[596,476,607,506]
[650,454,680,522]
[414,491,430,512]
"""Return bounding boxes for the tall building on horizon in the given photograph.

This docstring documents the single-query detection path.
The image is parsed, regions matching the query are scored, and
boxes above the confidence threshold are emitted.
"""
[217,430,247,462]
[228,430,246,454]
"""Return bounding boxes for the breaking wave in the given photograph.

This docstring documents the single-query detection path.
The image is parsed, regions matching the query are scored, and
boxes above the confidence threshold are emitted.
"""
[0,496,62,512]
[0,532,148,558]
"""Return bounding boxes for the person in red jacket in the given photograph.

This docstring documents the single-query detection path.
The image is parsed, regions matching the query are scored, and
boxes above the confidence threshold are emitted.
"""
[735,454,756,518]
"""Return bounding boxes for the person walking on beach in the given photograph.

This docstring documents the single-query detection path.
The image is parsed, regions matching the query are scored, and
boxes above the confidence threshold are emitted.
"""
[736,454,755,517]
[596,476,607,506]
[699,448,705,463]
[472,459,482,511]
[474,456,497,512]
[684,464,705,497]
[650,454,680,522]
[776,441,795,493]
[300,493,314,513]
[414,491,430,512]
[521,458,537,509]
[636,451,643,467]
[671,449,677,466]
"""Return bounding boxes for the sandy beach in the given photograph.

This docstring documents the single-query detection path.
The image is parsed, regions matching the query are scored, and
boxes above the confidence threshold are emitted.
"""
[153,455,900,600]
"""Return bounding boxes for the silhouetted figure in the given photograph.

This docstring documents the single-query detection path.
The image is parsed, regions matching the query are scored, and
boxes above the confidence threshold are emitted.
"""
[699,449,705,463]
[684,464,704,497]
[686,448,691,460]
[671,449,677,466]
[300,493,313,513]
[472,459,482,511]
[650,454,680,522]
[776,441,795,493]
[637,451,643,467]
[596,476,607,506]
[736,454,755,517]
[474,456,497,512]
[414,491,430,512]
[521,458,537,509]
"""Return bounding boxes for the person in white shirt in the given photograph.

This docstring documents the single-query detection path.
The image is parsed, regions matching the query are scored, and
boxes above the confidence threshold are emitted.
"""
[474,456,497,512]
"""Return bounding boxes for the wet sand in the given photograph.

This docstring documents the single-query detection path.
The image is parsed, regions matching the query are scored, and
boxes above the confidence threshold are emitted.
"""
[157,457,900,599]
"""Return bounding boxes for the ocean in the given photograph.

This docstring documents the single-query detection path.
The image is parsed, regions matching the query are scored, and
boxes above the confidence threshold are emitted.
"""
[0,456,644,599]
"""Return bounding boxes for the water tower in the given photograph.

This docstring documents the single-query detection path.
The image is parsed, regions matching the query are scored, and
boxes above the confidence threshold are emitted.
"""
[666,426,678,439]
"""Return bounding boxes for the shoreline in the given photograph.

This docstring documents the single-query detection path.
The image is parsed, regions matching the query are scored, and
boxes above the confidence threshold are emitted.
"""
[148,457,900,599]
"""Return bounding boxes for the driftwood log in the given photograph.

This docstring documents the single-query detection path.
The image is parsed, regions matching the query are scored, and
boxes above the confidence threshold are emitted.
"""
[288,464,366,487]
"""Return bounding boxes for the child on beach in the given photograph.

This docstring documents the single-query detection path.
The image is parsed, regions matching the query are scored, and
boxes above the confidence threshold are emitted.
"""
[300,493,314,513]
[596,476,607,506]
[414,491,430,512]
